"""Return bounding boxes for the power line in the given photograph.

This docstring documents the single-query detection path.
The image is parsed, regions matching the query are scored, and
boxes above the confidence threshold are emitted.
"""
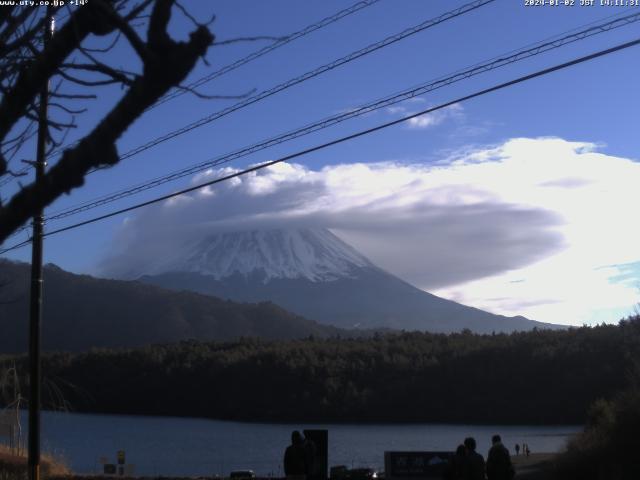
[42,10,640,223]
[151,0,384,110]
[45,0,493,169]
[0,165,30,188]
[15,0,495,194]
[1,238,32,255]
[3,34,638,254]
[0,0,384,187]
[5,7,637,244]
[109,0,497,163]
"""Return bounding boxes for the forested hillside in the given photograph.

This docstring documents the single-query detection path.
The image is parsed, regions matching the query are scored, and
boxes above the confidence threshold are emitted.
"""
[3,318,638,424]
[0,260,343,352]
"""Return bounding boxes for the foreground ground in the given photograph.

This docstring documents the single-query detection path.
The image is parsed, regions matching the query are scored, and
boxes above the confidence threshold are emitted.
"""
[513,453,557,479]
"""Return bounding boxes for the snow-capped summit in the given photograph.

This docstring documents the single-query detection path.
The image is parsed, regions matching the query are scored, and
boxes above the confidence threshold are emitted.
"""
[162,228,374,282]
[136,226,561,333]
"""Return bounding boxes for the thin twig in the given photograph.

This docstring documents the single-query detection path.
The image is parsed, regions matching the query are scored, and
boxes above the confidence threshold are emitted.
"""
[213,35,288,46]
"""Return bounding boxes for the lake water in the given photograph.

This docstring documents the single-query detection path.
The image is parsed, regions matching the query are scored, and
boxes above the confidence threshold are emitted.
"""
[14,411,580,477]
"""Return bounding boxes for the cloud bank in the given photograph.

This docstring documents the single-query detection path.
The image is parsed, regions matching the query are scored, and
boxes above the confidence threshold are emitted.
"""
[101,137,640,325]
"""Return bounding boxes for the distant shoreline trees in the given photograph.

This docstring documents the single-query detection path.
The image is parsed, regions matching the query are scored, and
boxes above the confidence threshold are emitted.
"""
[2,317,639,425]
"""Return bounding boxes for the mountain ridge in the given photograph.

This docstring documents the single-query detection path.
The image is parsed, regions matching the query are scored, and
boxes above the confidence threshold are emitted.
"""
[130,228,564,333]
[0,259,345,353]
[141,267,554,332]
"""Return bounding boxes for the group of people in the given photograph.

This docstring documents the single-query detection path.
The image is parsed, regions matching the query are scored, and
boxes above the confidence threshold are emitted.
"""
[444,435,515,480]
[285,430,518,480]
[284,430,317,480]
[513,443,530,457]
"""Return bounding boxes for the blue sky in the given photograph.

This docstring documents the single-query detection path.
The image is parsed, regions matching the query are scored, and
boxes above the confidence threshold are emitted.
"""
[2,0,640,326]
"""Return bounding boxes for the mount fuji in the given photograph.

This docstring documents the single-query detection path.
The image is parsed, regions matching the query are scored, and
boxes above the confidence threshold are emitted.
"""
[129,228,560,333]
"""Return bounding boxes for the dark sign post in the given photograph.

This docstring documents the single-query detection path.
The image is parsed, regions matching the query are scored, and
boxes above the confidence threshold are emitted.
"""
[384,452,453,480]
[303,429,328,480]
[117,450,126,475]
[102,451,130,476]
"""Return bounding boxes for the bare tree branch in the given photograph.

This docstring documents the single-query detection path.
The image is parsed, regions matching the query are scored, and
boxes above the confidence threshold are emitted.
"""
[124,0,155,22]
[49,102,87,115]
[61,62,137,86]
[0,4,102,174]
[79,30,121,53]
[0,0,214,242]
[213,36,287,46]
[174,1,216,30]
[173,84,257,101]
[93,0,149,60]
[50,89,98,100]
[57,68,128,87]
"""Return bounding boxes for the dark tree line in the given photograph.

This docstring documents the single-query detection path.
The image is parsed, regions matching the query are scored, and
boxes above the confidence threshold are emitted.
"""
[2,316,640,424]
[554,386,640,480]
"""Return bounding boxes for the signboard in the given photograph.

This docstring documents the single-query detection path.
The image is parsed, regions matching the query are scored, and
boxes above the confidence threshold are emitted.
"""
[303,429,328,480]
[102,451,131,476]
[384,451,453,480]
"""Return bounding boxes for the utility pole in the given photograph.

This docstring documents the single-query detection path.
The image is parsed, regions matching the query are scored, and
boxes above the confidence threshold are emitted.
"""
[28,8,53,480]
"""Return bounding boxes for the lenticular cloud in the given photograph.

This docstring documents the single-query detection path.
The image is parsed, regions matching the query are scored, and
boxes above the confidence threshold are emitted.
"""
[100,137,640,325]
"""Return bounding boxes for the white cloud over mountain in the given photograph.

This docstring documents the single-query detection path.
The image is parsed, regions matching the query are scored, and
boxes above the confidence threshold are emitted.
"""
[102,137,640,325]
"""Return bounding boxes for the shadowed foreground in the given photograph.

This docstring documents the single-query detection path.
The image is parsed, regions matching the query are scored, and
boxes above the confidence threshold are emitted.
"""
[512,453,556,479]
[0,445,68,480]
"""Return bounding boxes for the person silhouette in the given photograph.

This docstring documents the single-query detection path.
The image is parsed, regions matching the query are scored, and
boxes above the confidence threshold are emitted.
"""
[486,435,514,480]
[284,431,307,480]
[463,437,485,480]
[444,444,467,480]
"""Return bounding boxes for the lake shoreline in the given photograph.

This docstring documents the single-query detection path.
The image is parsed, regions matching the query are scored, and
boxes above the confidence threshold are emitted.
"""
[30,408,584,429]
[13,410,578,477]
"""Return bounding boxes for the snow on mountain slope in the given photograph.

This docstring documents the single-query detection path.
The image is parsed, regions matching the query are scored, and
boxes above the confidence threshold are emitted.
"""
[160,228,375,282]
[133,227,563,332]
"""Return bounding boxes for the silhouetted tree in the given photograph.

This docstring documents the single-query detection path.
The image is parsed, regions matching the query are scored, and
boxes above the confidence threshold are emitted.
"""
[0,0,214,243]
